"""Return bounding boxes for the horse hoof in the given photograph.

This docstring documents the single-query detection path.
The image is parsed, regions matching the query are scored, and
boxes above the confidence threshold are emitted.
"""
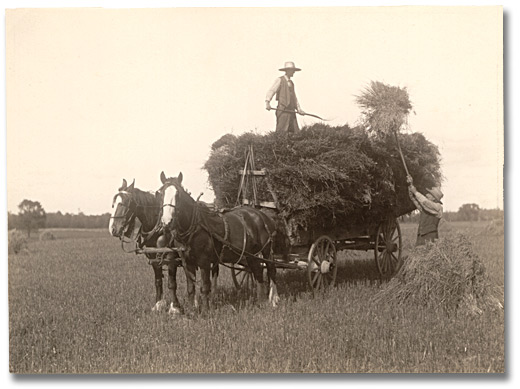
[168,304,183,316]
[151,300,168,313]
[270,295,280,308]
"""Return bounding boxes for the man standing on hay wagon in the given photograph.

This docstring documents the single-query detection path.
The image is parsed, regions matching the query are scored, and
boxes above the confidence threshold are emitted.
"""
[407,176,444,246]
[265,61,306,133]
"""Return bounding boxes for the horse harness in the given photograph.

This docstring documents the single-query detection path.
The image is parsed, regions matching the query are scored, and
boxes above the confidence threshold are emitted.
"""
[164,183,275,267]
[111,190,163,254]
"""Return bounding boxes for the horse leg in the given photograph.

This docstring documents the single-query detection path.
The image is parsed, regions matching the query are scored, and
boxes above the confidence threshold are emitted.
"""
[200,266,212,314]
[183,262,197,315]
[167,257,183,315]
[266,262,280,307]
[151,262,167,312]
[210,262,219,298]
[247,258,267,303]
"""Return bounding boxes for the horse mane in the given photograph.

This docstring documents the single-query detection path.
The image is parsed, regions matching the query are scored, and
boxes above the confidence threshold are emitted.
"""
[130,187,160,208]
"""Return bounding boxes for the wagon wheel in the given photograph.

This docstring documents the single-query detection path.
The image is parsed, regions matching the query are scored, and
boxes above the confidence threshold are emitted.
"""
[307,235,337,291]
[374,219,402,278]
[231,264,256,290]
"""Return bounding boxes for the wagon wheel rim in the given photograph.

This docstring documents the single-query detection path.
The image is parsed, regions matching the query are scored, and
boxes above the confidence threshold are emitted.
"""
[231,265,256,290]
[374,219,402,277]
[307,235,337,291]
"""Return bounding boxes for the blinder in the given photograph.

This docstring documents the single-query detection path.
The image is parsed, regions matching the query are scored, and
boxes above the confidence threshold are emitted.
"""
[110,191,135,220]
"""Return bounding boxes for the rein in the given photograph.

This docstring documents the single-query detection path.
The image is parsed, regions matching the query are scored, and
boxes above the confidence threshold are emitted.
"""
[161,180,275,265]
[112,190,163,253]
[166,189,202,245]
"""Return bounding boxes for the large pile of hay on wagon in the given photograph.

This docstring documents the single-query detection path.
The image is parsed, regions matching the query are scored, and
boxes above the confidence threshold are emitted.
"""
[373,233,503,315]
[203,123,441,231]
[204,81,442,239]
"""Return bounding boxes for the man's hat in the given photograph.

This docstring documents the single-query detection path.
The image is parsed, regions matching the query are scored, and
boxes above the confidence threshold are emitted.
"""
[426,187,444,203]
[279,61,301,72]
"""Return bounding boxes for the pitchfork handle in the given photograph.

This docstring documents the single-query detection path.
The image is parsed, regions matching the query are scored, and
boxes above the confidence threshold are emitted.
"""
[394,131,410,176]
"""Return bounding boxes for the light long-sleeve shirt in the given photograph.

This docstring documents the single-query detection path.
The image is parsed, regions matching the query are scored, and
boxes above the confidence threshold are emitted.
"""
[408,186,443,218]
[265,75,302,111]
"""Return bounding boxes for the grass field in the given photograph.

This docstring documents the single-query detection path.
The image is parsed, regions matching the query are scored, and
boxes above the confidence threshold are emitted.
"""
[8,221,504,373]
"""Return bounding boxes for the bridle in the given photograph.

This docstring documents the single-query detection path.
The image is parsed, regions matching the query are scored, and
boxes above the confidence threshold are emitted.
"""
[110,191,136,231]
[159,181,180,217]
[159,180,201,243]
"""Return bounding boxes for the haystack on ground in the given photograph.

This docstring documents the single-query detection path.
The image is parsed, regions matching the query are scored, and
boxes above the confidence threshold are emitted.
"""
[373,233,503,315]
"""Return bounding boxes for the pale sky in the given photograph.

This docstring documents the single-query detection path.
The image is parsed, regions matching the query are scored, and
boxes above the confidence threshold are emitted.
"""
[6,5,503,214]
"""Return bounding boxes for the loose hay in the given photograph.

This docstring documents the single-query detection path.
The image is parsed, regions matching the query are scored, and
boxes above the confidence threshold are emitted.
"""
[8,229,28,255]
[355,81,413,137]
[204,124,442,233]
[373,233,502,315]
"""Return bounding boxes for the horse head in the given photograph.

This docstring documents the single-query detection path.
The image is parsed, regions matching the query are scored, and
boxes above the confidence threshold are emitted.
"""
[109,178,137,237]
[159,171,184,228]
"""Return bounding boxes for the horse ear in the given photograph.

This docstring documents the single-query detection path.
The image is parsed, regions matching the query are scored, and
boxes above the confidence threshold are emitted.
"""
[128,179,135,190]
[178,172,183,184]
[160,171,167,184]
[119,179,128,191]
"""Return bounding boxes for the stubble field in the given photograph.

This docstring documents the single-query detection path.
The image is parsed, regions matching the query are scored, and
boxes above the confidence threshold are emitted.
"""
[8,222,504,373]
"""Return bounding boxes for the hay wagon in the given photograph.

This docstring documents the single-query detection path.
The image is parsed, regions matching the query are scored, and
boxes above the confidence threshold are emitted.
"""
[228,145,404,291]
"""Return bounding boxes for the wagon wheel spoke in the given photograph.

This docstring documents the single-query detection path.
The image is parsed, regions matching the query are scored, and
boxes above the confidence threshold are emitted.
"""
[382,252,388,274]
[378,233,386,246]
[316,243,324,263]
[374,219,402,278]
[316,274,322,290]
[231,266,255,290]
[312,270,320,285]
[322,274,329,288]
[386,252,392,272]
[237,270,249,288]
[324,271,333,285]
[322,240,330,262]
[385,220,395,236]
[308,236,337,291]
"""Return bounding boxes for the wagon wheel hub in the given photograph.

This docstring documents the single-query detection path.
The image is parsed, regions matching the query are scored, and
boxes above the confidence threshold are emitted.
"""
[386,242,398,253]
[307,235,338,291]
[320,260,331,274]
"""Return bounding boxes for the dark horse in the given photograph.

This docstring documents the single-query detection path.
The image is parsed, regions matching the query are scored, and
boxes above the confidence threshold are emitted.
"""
[158,171,280,313]
[109,179,184,314]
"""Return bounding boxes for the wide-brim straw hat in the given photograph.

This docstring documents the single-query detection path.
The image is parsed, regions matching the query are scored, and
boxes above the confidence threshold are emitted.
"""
[427,187,444,203]
[279,61,301,72]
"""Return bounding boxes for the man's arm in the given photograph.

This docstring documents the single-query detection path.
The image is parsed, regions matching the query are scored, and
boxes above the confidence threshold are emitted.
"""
[265,77,281,110]
[296,96,304,115]
[409,185,443,218]
[408,186,423,210]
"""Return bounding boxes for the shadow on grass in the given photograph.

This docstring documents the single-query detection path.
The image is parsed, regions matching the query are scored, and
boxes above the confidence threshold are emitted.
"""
[208,253,387,312]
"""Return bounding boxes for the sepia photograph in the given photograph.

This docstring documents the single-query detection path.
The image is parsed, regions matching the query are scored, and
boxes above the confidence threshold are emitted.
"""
[2,0,509,378]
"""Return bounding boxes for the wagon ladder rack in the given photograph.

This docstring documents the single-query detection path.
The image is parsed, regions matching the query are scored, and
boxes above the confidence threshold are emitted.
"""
[236,145,277,209]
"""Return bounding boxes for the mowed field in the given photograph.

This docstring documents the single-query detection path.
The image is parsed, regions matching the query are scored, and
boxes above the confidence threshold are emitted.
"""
[8,221,504,373]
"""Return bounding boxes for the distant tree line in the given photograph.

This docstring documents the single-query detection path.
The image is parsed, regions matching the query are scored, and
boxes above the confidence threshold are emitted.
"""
[9,199,503,235]
[8,209,110,231]
[401,203,504,223]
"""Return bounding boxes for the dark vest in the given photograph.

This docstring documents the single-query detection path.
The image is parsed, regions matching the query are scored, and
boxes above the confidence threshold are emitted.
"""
[276,77,297,109]
[418,211,440,236]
